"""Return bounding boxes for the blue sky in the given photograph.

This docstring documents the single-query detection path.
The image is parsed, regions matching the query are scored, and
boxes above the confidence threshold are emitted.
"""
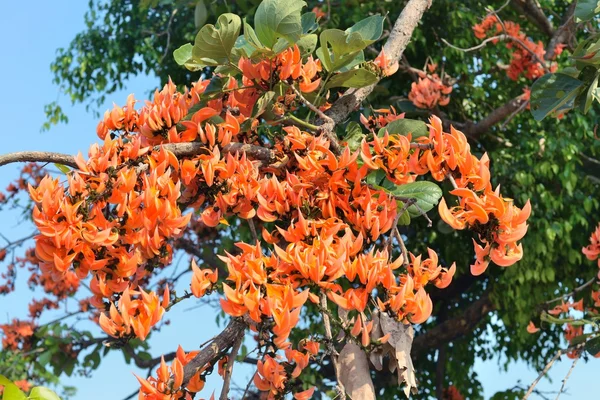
[0,2,597,399]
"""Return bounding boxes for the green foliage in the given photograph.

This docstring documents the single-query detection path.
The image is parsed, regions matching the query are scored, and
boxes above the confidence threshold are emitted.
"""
[575,0,600,22]
[530,73,584,121]
[254,0,306,48]
[378,118,429,138]
[192,13,242,66]
[0,375,62,400]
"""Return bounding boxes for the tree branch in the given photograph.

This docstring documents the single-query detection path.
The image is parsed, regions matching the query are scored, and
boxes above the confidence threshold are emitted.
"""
[181,318,246,386]
[321,0,432,141]
[0,151,79,168]
[511,0,555,38]
[0,142,276,170]
[411,291,494,356]
[446,95,527,139]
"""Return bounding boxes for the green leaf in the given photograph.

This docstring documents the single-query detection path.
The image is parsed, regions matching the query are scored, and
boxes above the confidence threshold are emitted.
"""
[241,19,268,57]
[253,91,276,118]
[173,43,205,71]
[296,34,318,55]
[316,28,367,71]
[570,333,591,346]
[345,15,384,44]
[365,169,387,187]
[192,13,242,66]
[315,15,382,72]
[342,121,364,152]
[173,43,193,65]
[28,387,62,400]
[585,336,600,355]
[396,202,411,225]
[254,0,306,49]
[0,375,26,400]
[338,52,365,73]
[37,350,53,367]
[325,68,378,89]
[194,0,208,29]
[388,181,443,218]
[575,0,600,22]
[584,73,600,114]
[530,73,585,121]
[378,119,429,138]
[301,12,318,34]
[54,163,71,175]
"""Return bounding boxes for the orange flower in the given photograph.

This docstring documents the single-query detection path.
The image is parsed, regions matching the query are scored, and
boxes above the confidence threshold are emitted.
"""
[526,321,540,334]
[190,259,218,298]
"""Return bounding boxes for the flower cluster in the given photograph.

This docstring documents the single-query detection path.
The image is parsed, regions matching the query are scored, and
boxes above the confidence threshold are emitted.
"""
[473,14,560,80]
[408,64,452,109]
[239,44,322,93]
[137,346,207,399]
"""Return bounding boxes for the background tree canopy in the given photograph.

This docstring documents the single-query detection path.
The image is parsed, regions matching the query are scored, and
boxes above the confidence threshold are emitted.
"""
[2,0,600,399]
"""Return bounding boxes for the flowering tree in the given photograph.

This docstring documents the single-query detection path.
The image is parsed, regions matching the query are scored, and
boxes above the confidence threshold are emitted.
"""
[2,0,600,399]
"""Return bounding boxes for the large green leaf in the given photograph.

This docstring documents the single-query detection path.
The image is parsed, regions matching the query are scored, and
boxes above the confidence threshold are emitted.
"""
[345,15,384,43]
[316,29,367,71]
[378,119,429,138]
[194,0,208,29]
[28,387,61,400]
[316,15,383,72]
[575,0,600,21]
[530,73,585,121]
[0,375,26,400]
[173,43,193,65]
[254,0,306,49]
[192,13,242,66]
[387,181,443,218]
[173,43,205,71]
[301,12,318,34]
[296,34,318,55]
[325,68,378,89]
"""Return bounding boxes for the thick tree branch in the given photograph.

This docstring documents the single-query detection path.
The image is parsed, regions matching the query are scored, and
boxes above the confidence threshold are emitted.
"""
[182,318,246,386]
[446,95,527,139]
[511,0,554,38]
[0,142,276,169]
[0,151,80,168]
[544,3,576,60]
[411,291,494,356]
[321,0,432,142]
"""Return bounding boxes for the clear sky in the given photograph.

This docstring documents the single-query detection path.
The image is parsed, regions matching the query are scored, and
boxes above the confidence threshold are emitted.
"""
[0,2,597,399]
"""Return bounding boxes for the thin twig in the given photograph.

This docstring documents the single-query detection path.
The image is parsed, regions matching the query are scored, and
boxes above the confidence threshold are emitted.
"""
[290,84,332,124]
[523,350,565,399]
[248,219,259,243]
[500,99,530,130]
[219,334,244,400]
[446,173,459,189]
[320,293,345,398]
[443,35,509,52]
[555,356,578,400]
[546,277,596,305]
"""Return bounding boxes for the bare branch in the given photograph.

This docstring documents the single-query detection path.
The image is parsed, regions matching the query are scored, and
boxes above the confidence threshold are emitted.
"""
[0,142,276,170]
[411,291,494,356]
[523,349,565,400]
[0,151,79,169]
[219,334,244,400]
[182,318,246,385]
[320,292,345,398]
[555,356,578,400]
[546,277,596,305]
[511,0,555,38]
